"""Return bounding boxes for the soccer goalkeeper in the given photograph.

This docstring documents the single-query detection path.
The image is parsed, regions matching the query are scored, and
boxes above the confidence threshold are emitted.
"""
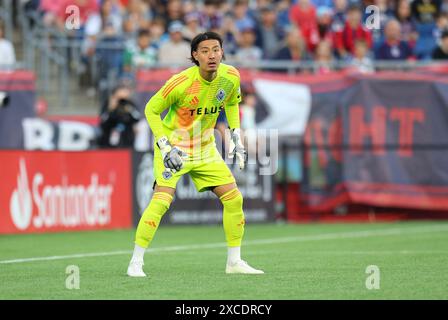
[127,31,264,277]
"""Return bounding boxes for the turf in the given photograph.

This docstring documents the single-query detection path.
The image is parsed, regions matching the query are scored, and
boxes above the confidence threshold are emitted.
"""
[1,221,448,300]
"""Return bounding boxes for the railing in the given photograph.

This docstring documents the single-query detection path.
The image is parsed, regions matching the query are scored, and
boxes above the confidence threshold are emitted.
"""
[0,0,13,41]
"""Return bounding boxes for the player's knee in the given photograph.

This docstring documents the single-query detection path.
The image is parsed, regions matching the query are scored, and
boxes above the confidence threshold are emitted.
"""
[151,192,174,210]
[220,188,243,210]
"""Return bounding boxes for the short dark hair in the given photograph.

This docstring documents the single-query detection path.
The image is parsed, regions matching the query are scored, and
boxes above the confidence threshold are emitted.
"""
[137,28,150,38]
[442,29,448,40]
[190,31,225,66]
[347,3,362,12]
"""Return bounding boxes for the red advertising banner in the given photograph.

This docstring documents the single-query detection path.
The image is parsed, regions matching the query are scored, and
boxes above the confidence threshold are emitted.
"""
[0,150,132,234]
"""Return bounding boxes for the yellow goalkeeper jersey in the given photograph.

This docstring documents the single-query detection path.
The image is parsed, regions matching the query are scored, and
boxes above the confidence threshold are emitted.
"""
[145,63,242,159]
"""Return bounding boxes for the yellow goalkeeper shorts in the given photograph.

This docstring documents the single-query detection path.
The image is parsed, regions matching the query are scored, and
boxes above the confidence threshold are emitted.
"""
[153,145,236,192]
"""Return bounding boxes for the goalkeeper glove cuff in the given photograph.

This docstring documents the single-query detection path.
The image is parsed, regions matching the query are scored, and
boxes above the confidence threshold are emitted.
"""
[229,128,247,170]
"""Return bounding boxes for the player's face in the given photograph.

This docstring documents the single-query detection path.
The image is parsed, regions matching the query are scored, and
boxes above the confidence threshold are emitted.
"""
[193,39,223,72]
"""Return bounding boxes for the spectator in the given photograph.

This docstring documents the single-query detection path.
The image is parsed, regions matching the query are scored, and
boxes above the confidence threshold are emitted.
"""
[234,0,257,33]
[349,39,375,73]
[395,0,419,47]
[274,26,309,64]
[182,11,205,42]
[0,20,16,69]
[86,0,124,81]
[182,0,198,16]
[164,0,184,26]
[255,4,285,59]
[442,0,448,14]
[370,0,396,48]
[432,29,448,58]
[199,0,223,30]
[316,6,334,45]
[149,17,168,49]
[276,0,292,30]
[39,0,64,28]
[434,13,448,43]
[98,84,141,148]
[122,0,152,37]
[312,0,334,8]
[158,21,190,65]
[375,19,414,60]
[289,0,320,52]
[334,3,372,59]
[123,29,158,74]
[411,0,441,24]
[314,40,333,74]
[234,25,263,65]
[83,0,123,57]
[220,13,239,58]
[331,0,348,33]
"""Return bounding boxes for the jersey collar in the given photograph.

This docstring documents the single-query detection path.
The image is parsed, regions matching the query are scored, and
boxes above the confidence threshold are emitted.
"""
[197,65,220,86]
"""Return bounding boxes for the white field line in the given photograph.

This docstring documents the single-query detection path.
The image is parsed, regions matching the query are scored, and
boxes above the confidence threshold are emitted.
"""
[1,224,448,265]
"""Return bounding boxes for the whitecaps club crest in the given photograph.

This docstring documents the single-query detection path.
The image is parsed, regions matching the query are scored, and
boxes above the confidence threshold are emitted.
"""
[216,89,226,102]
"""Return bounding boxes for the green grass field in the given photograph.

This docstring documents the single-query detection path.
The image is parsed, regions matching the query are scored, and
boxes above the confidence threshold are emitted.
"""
[1,221,448,300]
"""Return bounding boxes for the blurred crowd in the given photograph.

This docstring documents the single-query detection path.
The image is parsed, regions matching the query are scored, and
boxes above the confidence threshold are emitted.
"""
[14,0,448,75]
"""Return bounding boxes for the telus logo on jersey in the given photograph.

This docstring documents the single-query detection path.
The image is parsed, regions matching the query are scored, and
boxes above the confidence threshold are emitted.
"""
[9,158,114,231]
[188,105,224,116]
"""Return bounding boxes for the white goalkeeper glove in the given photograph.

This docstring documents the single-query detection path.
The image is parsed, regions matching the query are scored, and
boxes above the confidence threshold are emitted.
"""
[156,136,187,173]
[228,128,246,170]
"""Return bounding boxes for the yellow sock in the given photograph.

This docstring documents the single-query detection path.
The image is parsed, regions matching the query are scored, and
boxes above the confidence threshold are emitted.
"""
[135,192,173,248]
[220,189,245,247]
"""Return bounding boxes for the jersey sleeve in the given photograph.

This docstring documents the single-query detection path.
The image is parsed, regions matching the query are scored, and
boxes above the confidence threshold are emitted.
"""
[144,74,186,140]
[224,68,242,129]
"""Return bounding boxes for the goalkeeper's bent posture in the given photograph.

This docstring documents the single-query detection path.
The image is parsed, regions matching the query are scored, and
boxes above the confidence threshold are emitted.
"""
[127,31,264,277]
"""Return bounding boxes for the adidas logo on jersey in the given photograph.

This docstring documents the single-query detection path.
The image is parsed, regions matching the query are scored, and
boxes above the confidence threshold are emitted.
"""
[190,96,199,106]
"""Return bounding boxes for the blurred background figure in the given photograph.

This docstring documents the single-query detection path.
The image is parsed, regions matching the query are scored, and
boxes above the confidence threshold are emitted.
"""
[314,40,334,74]
[255,4,285,59]
[200,0,223,31]
[289,0,319,53]
[395,0,419,49]
[412,0,441,59]
[163,0,184,26]
[234,23,263,65]
[123,29,158,76]
[315,6,334,47]
[158,20,190,65]
[82,0,124,101]
[375,19,414,60]
[220,13,239,59]
[349,39,375,73]
[233,0,256,33]
[334,3,372,59]
[0,20,16,70]
[182,11,205,42]
[273,26,309,65]
[98,83,141,148]
[122,0,152,39]
[432,29,448,59]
